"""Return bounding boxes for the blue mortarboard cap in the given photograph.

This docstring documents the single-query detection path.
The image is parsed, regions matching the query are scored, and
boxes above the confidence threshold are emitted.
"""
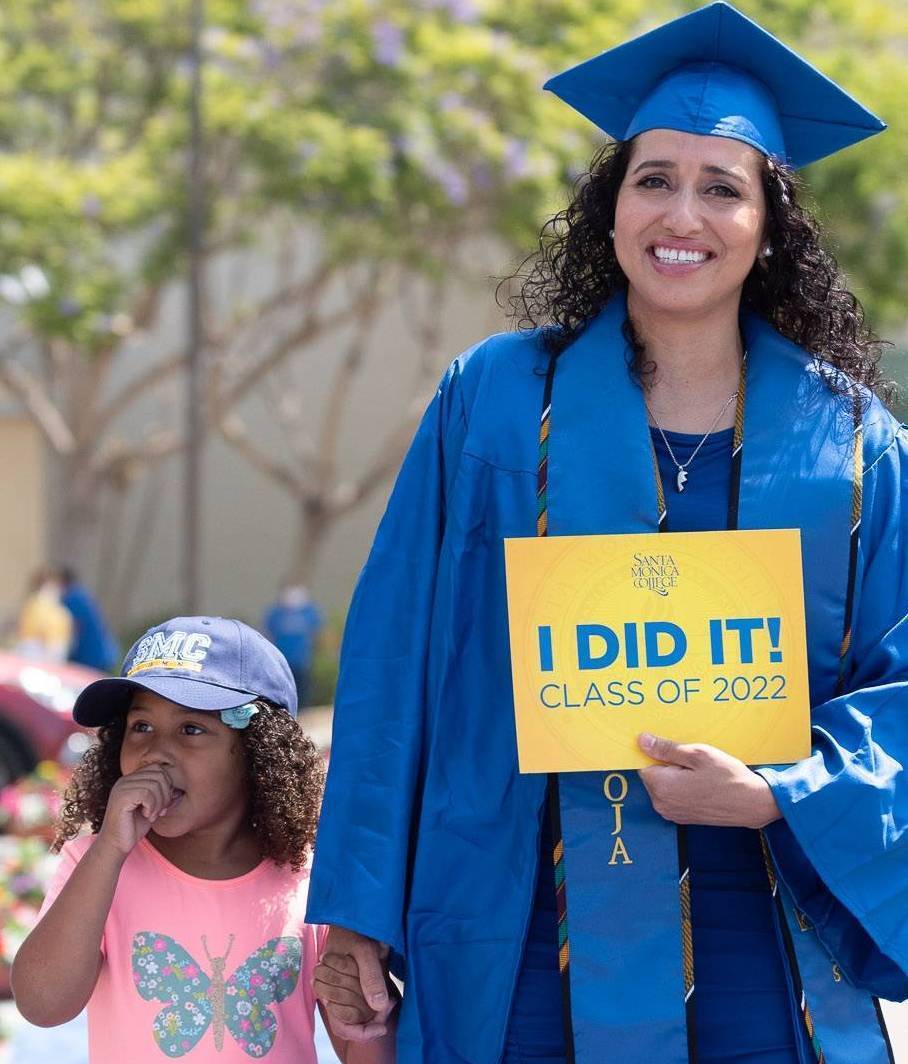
[544,2,886,169]
[73,616,299,725]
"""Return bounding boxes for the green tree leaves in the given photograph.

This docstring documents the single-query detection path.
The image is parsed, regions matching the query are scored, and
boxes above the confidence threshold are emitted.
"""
[1,0,905,331]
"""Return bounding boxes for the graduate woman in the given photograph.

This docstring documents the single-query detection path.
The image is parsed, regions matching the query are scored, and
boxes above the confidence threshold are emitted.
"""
[308,4,908,1061]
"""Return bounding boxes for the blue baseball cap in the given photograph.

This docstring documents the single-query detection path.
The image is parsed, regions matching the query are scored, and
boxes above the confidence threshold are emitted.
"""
[73,616,298,726]
[544,2,886,170]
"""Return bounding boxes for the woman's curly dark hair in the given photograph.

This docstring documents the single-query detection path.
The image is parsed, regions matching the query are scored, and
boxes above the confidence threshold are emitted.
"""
[501,140,894,403]
[52,701,325,872]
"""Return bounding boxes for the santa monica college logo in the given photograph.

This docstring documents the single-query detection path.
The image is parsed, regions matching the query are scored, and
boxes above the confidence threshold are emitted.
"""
[127,631,213,675]
[631,552,679,597]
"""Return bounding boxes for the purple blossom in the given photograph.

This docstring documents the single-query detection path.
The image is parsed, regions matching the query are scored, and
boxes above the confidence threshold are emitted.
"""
[428,161,468,206]
[57,297,82,318]
[503,138,530,180]
[294,20,323,45]
[253,0,301,30]
[471,162,493,190]
[442,171,468,205]
[254,0,324,43]
[446,0,479,22]
[424,0,479,22]
[9,874,39,894]
[392,133,415,155]
[81,194,102,219]
[259,42,283,69]
[438,92,464,113]
[372,21,405,67]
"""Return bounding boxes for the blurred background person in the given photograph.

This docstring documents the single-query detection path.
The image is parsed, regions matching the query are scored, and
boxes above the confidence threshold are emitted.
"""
[15,569,72,664]
[59,569,118,674]
[264,583,324,709]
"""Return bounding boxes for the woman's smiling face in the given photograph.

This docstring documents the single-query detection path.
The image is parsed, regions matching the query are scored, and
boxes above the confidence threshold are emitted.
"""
[614,129,767,319]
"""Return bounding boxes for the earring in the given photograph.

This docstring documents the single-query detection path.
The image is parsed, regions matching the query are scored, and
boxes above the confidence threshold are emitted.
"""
[761,244,773,258]
[609,229,615,239]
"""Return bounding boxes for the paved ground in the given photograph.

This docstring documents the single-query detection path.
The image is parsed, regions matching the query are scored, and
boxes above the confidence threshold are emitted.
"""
[884,1002,908,1060]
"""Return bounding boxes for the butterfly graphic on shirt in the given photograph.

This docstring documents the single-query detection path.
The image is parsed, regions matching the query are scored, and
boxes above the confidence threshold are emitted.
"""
[132,931,302,1058]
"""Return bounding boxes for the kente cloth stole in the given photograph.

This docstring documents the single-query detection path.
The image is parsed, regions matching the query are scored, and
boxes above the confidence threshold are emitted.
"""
[536,352,892,1064]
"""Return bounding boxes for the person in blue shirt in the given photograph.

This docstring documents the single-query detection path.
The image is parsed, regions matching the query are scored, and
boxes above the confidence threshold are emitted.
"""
[308,5,907,1062]
[60,569,118,673]
[263,584,324,708]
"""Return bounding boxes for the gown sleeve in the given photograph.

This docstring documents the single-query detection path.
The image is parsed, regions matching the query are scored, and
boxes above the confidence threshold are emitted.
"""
[759,425,908,1000]
[305,356,471,959]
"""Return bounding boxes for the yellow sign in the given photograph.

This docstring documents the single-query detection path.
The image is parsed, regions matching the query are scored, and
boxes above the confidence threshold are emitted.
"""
[504,529,810,772]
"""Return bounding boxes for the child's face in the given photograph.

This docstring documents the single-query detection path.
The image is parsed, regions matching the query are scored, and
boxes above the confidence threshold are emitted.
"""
[120,691,250,840]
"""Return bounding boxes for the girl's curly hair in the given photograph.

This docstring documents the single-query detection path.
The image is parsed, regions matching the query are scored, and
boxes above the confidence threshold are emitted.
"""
[53,701,324,872]
[501,140,894,402]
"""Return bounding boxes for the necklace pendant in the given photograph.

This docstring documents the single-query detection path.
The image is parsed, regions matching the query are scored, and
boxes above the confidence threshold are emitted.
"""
[676,468,688,493]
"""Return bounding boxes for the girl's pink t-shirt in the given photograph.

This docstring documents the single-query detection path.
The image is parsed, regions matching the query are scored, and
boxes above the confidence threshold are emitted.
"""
[40,835,327,1063]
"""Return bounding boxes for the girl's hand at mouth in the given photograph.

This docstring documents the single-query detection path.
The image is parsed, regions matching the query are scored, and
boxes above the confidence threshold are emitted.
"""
[98,765,182,857]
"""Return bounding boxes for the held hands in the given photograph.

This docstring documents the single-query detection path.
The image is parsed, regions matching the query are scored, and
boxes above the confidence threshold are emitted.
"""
[98,764,178,857]
[638,733,782,829]
[315,927,398,1043]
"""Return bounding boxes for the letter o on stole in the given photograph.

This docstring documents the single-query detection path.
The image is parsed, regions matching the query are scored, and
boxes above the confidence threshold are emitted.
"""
[603,772,629,803]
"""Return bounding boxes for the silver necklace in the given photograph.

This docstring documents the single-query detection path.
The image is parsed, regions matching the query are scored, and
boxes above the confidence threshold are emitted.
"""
[646,365,743,493]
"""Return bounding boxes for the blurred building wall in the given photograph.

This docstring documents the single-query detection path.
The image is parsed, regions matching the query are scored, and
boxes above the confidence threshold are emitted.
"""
[42,237,510,638]
[0,417,43,624]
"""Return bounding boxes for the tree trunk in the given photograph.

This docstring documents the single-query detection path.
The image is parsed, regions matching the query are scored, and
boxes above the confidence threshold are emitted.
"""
[288,502,328,587]
[53,450,101,575]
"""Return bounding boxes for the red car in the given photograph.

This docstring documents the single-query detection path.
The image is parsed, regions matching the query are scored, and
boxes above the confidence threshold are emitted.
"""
[0,653,100,785]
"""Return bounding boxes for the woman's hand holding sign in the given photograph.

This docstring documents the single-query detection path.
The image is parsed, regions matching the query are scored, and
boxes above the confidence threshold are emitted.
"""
[637,733,782,829]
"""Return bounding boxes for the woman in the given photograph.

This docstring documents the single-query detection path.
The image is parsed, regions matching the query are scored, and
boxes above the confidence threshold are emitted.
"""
[308,4,908,1062]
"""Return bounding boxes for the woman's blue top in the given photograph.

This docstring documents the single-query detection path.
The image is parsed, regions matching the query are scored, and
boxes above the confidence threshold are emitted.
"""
[503,427,815,1063]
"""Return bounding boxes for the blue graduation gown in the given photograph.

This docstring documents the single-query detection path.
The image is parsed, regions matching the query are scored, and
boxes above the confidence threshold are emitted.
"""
[307,293,908,1062]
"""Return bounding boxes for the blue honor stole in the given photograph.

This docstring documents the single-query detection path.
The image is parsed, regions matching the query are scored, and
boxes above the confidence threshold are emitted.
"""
[542,296,893,1063]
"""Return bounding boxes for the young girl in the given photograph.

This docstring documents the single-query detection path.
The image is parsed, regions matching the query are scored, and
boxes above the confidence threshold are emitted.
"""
[12,616,396,1063]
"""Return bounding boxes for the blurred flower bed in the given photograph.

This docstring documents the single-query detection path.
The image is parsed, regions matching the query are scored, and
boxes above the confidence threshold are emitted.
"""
[0,763,68,985]
[0,762,65,842]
